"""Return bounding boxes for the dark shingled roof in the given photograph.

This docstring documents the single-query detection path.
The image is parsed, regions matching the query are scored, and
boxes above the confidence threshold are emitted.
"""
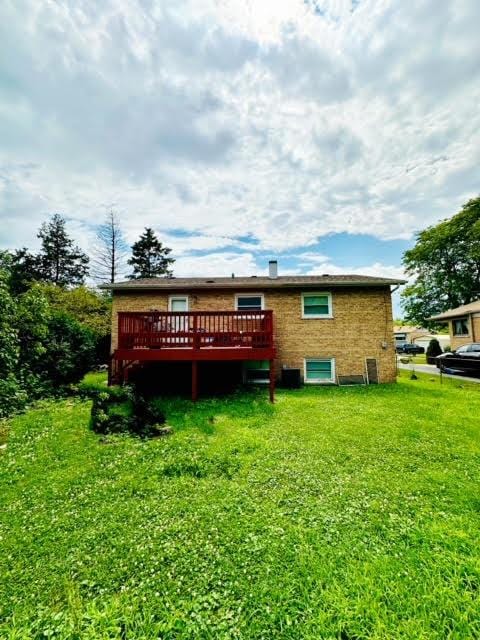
[428,299,480,321]
[101,274,406,291]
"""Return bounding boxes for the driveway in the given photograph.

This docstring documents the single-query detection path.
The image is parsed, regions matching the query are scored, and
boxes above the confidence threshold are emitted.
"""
[397,360,480,384]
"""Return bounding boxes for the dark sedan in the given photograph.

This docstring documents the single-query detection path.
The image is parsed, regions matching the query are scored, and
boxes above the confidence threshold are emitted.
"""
[436,343,480,375]
[396,343,425,355]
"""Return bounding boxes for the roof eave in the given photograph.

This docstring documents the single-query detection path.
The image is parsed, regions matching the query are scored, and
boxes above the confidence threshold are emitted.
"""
[101,279,406,292]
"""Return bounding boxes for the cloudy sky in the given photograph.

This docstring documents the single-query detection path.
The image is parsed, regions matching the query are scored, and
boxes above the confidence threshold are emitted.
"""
[1,0,479,297]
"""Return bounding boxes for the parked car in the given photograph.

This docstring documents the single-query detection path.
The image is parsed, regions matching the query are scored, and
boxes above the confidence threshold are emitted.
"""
[436,343,480,375]
[396,344,425,355]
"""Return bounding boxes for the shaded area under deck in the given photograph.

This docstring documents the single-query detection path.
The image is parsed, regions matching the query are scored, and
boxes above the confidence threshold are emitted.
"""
[110,310,276,401]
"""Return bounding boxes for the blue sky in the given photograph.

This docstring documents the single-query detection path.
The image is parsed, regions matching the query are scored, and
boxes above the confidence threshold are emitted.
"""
[0,0,479,317]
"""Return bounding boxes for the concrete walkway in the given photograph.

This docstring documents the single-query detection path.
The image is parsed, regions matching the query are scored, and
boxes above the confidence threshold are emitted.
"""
[397,361,480,383]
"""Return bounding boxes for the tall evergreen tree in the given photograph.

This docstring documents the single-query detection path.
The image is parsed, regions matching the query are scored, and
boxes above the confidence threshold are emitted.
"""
[91,209,128,283]
[1,248,44,295]
[38,214,89,287]
[127,227,174,279]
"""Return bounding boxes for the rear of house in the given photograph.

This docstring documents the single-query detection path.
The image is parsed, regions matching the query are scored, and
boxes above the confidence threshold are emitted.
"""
[104,263,404,399]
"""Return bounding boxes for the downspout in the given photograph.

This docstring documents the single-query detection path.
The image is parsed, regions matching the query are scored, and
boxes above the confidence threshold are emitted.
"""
[390,285,401,378]
[471,313,476,342]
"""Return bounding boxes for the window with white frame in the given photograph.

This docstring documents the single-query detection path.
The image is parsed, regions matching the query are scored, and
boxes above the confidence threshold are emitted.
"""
[452,317,469,336]
[302,292,332,318]
[304,358,335,383]
[168,295,189,312]
[235,294,264,311]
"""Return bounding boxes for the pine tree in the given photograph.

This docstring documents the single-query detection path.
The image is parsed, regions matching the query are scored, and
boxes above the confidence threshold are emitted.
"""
[91,210,128,283]
[127,228,174,279]
[4,248,44,295]
[38,214,89,287]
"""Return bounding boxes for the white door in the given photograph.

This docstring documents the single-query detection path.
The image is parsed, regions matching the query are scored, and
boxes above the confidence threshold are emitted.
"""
[169,297,188,342]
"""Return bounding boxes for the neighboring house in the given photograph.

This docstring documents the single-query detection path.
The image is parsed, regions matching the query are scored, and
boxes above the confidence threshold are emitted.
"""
[394,326,430,348]
[428,300,480,350]
[411,334,450,352]
[102,261,405,401]
[394,326,450,351]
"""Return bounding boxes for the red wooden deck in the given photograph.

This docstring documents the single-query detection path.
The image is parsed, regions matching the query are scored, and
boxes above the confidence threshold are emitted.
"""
[111,310,276,401]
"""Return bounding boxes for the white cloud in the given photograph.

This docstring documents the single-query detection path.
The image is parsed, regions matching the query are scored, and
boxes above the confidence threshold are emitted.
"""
[173,251,261,277]
[296,251,406,280]
[0,0,479,261]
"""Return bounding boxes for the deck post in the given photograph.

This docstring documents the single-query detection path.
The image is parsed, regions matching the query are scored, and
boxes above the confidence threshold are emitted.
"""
[269,359,275,403]
[191,360,198,402]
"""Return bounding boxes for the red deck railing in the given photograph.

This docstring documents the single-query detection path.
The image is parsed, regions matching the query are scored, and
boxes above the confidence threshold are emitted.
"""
[117,310,274,351]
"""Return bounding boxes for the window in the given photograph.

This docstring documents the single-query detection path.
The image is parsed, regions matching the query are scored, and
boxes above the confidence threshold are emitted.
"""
[304,358,335,383]
[302,293,332,318]
[168,296,188,312]
[452,317,469,336]
[235,294,264,311]
[245,360,270,384]
[470,344,480,352]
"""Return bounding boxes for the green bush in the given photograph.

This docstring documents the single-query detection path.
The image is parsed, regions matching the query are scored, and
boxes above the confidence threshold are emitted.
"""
[426,338,443,358]
[91,392,136,434]
[40,312,97,386]
[75,379,128,401]
[0,373,27,418]
[89,387,165,437]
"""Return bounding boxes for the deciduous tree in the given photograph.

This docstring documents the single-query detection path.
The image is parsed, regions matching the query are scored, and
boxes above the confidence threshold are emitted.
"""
[91,210,128,283]
[402,197,480,326]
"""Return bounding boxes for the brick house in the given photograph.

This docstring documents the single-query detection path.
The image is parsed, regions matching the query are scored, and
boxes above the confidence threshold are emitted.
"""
[428,300,480,350]
[103,262,404,400]
[393,325,430,348]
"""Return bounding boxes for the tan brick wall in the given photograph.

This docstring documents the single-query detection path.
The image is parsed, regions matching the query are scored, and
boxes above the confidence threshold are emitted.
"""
[449,314,480,350]
[111,286,397,383]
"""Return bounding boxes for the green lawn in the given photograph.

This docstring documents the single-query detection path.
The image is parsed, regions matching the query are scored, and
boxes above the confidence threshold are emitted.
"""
[1,372,480,638]
[397,354,427,365]
[410,353,427,364]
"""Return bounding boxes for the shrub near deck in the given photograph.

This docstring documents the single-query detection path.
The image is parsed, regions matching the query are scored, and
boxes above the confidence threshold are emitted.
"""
[1,372,480,638]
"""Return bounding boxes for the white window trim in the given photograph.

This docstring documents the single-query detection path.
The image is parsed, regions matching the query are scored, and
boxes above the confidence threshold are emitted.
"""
[168,295,189,311]
[234,293,265,311]
[304,357,336,384]
[301,292,333,319]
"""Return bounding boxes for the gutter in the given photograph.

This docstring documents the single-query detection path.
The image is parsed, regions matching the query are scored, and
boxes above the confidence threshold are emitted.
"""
[101,281,407,292]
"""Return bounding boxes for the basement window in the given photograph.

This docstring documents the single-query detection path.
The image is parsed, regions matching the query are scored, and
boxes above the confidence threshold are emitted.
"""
[304,358,335,384]
[245,360,270,384]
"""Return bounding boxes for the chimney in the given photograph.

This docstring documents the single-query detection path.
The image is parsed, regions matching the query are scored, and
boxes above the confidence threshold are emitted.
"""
[268,260,278,279]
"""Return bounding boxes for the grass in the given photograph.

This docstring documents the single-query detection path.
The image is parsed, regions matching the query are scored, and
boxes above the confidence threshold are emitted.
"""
[397,354,427,365]
[1,371,480,638]
[410,353,427,364]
